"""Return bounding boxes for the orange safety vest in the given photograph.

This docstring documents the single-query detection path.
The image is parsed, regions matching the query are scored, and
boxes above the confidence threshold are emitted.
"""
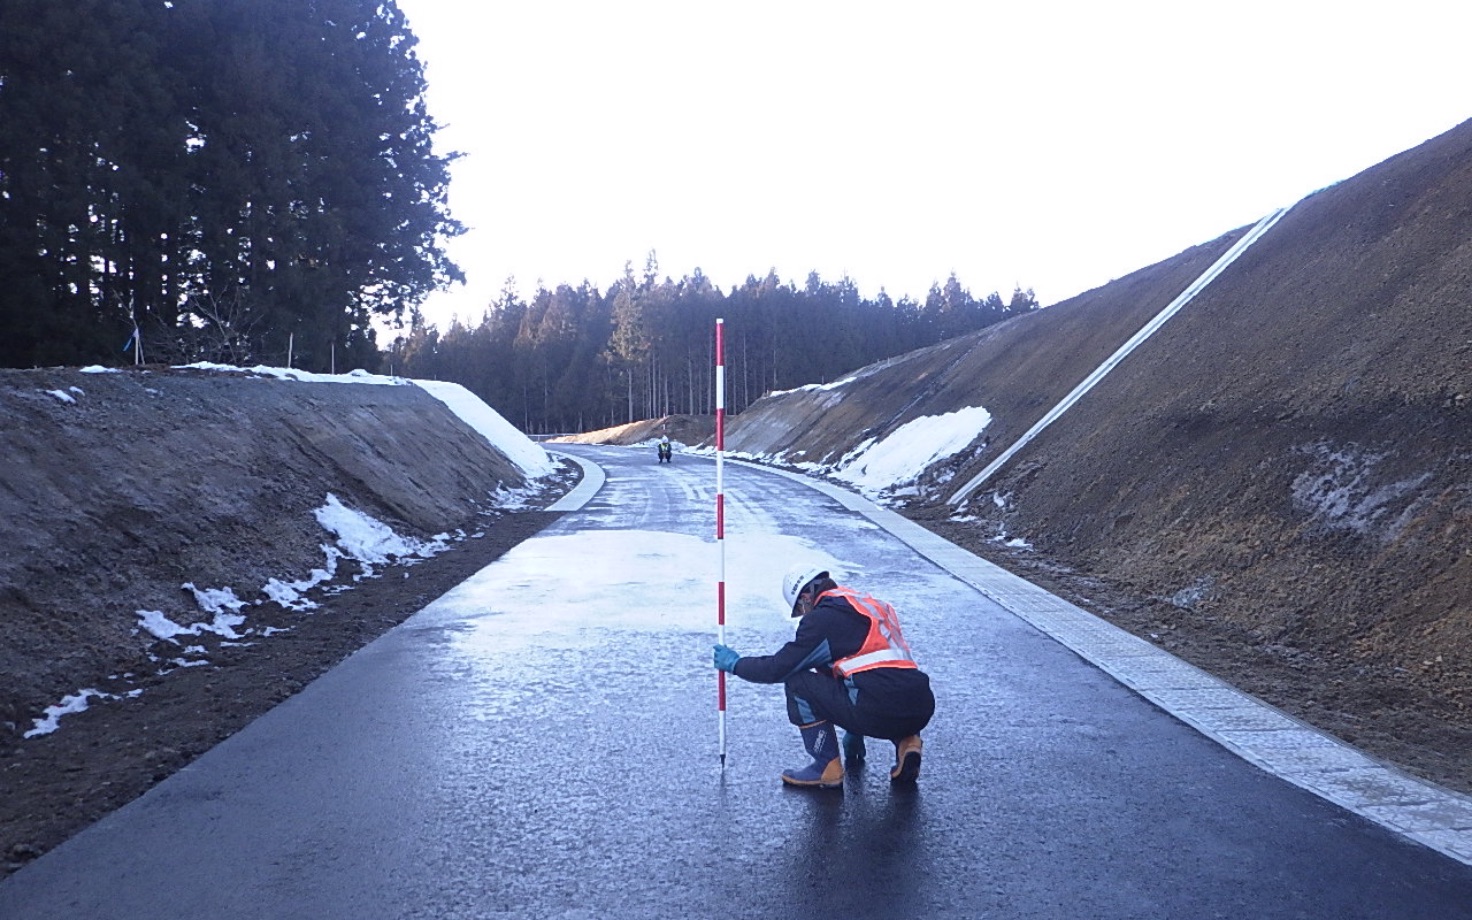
[820,587,919,677]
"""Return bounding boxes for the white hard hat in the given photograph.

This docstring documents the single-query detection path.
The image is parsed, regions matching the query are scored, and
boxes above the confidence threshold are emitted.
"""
[782,563,831,617]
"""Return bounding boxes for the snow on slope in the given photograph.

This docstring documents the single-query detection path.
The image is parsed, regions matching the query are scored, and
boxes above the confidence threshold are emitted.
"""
[183,362,555,478]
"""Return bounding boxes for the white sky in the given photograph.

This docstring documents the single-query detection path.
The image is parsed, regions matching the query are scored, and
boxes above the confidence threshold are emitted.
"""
[394,0,1470,327]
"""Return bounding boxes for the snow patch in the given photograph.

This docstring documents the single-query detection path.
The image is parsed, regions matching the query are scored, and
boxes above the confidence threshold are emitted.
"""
[1291,442,1431,541]
[413,378,555,478]
[487,484,541,511]
[768,374,857,396]
[135,607,245,641]
[184,582,247,615]
[833,406,993,497]
[315,493,448,564]
[181,362,405,386]
[24,688,141,739]
[263,545,341,611]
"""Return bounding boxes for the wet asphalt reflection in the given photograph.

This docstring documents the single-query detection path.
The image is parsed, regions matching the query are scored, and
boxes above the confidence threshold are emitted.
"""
[2,444,1471,919]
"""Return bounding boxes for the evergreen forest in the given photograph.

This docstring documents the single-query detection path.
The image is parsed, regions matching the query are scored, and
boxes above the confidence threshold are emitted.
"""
[0,2,1038,433]
[390,257,1038,434]
[0,0,460,372]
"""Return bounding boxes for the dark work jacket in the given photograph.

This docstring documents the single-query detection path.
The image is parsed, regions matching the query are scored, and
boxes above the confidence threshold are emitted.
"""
[733,592,932,715]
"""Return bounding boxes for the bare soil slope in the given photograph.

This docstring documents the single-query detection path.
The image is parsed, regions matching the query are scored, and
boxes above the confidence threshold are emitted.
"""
[549,413,715,448]
[0,367,577,874]
[725,118,1472,794]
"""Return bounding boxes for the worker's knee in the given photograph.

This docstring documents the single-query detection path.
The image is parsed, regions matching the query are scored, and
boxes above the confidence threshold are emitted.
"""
[785,687,820,726]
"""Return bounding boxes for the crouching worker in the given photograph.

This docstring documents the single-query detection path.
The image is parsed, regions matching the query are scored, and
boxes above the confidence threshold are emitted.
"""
[713,563,935,789]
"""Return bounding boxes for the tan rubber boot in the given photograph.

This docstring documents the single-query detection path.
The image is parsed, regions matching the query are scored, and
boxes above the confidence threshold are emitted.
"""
[890,734,922,784]
[781,721,845,789]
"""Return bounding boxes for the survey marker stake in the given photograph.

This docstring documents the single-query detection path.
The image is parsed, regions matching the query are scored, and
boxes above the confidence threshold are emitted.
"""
[715,317,728,769]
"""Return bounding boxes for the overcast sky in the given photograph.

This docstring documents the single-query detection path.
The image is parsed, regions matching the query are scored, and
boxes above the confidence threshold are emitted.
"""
[394,1,1470,328]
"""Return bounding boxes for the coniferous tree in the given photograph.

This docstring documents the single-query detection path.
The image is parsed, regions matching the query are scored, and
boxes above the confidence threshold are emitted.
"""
[397,266,1033,434]
[0,0,176,365]
[0,0,460,369]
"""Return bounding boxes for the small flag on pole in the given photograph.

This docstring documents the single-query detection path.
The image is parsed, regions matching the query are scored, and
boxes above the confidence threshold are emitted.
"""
[122,326,143,365]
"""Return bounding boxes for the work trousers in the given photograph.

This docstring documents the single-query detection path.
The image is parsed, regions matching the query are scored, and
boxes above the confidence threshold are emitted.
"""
[784,667,934,741]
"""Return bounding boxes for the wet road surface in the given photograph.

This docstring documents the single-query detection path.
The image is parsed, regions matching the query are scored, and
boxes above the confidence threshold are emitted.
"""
[3,444,1471,919]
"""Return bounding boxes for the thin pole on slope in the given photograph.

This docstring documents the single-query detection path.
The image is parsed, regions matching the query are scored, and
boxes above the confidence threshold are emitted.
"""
[715,318,728,770]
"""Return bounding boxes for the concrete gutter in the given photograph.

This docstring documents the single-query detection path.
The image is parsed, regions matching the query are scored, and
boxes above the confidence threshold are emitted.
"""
[543,451,605,512]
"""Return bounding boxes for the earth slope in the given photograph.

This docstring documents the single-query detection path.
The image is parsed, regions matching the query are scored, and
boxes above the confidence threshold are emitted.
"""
[549,413,716,448]
[723,118,1472,793]
[0,367,577,874]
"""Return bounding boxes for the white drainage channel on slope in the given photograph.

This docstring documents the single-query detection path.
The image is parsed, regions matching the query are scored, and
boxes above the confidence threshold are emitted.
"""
[948,205,1292,506]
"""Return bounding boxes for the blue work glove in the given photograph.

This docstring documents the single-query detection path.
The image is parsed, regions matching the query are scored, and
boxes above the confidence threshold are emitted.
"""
[712,644,741,673]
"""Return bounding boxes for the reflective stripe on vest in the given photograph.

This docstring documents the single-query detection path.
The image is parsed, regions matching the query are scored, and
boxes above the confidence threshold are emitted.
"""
[823,587,917,677]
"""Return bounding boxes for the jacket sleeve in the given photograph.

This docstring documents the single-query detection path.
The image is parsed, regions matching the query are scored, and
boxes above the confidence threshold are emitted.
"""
[732,614,837,684]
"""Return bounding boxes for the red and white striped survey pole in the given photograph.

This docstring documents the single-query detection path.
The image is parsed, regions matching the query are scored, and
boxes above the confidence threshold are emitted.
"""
[715,317,728,768]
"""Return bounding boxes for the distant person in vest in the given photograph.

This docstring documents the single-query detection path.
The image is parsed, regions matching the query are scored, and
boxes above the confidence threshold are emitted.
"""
[712,563,935,789]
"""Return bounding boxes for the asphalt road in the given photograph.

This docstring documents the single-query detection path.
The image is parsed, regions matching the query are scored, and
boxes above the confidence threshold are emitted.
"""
[3,444,1471,919]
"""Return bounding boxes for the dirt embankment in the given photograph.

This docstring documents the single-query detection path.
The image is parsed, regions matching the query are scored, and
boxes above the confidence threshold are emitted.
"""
[549,413,715,448]
[0,365,578,876]
[720,118,1472,795]
[0,367,536,734]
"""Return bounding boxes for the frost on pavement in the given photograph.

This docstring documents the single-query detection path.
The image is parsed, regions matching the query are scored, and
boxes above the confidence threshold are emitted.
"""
[409,529,849,668]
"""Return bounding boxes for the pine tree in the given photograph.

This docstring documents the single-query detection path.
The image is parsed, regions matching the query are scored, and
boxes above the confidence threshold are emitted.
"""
[0,0,461,370]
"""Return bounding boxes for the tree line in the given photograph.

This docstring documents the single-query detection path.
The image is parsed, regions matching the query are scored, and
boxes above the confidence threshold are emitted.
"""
[0,2,1038,431]
[0,0,459,371]
[391,255,1038,433]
